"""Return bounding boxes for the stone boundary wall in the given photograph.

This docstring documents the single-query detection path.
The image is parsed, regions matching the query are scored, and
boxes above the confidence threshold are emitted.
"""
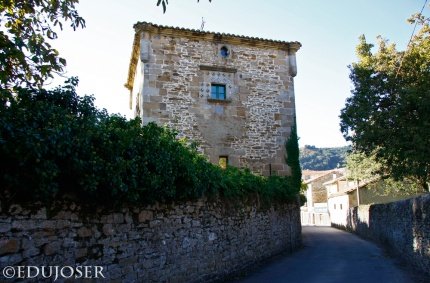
[0,198,301,282]
[337,194,430,276]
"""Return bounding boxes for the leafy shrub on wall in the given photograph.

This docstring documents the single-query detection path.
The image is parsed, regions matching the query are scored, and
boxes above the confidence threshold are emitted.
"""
[0,81,300,207]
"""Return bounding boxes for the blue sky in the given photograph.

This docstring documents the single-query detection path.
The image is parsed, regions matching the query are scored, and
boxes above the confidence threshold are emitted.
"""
[52,0,429,147]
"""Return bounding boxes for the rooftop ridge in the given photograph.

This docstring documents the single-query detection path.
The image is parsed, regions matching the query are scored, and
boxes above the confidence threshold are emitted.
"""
[133,21,301,49]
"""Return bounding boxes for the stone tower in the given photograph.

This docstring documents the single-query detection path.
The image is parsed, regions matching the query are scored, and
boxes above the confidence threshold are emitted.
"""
[125,22,301,176]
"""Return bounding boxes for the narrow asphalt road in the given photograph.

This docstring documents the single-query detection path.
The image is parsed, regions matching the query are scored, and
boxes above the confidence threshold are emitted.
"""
[233,226,422,283]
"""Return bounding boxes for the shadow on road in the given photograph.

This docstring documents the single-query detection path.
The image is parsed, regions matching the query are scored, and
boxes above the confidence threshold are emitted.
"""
[227,226,427,283]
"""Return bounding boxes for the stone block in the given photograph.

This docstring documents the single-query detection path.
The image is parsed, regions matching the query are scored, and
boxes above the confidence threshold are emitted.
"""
[12,220,36,230]
[0,253,22,265]
[22,247,39,258]
[138,211,153,222]
[149,220,162,228]
[103,224,115,236]
[54,220,70,229]
[112,213,125,224]
[0,223,11,233]
[140,39,150,62]
[43,241,60,256]
[0,239,20,255]
[77,227,93,238]
[142,87,160,96]
[149,95,162,103]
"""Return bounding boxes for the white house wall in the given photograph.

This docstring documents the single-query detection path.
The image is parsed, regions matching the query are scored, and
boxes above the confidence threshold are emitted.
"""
[328,194,349,227]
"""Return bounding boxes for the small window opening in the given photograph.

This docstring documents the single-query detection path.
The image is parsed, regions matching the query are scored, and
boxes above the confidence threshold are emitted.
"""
[211,84,226,100]
[220,46,229,58]
[219,156,228,169]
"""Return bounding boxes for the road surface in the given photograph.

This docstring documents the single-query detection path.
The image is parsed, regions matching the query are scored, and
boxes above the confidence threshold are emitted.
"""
[233,226,423,283]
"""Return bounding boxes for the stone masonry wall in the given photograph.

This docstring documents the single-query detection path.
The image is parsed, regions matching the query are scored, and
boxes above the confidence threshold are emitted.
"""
[0,198,301,282]
[138,29,297,176]
[339,194,430,276]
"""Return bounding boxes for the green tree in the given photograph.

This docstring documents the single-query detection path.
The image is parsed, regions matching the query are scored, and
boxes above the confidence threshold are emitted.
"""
[340,14,430,191]
[346,150,425,198]
[286,123,301,189]
[1,81,299,206]
[300,145,350,170]
[346,151,381,184]
[0,0,85,89]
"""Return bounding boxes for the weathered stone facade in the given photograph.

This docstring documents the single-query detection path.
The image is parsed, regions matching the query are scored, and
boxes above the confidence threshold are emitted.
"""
[0,199,301,282]
[337,194,430,277]
[125,23,301,176]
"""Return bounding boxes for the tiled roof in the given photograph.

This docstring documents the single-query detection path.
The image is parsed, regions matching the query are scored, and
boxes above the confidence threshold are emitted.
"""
[133,21,302,47]
[323,175,347,186]
[327,177,380,198]
[302,169,333,179]
[126,21,301,92]
[304,168,345,184]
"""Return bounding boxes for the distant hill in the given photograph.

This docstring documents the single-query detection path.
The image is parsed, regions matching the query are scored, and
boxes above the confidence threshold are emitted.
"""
[300,145,351,170]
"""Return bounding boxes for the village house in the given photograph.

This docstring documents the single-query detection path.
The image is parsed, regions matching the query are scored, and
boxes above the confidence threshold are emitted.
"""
[325,175,356,226]
[326,176,425,227]
[125,22,301,176]
[301,169,345,225]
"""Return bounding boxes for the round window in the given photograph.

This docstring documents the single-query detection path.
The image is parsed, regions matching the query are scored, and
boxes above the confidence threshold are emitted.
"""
[220,46,229,58]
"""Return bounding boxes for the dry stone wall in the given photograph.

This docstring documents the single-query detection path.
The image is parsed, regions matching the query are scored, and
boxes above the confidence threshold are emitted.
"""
[340,194,430,276]
[0,198,301,282]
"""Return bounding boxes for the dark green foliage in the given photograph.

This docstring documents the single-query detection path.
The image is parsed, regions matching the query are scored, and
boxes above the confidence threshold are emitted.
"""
[285,123,306,205]
[286,124,301,189]
[0,0,85,88]
[300,145,350,170]
[340,15,430,191]
[0,82,299,207]
[217,167,299,203]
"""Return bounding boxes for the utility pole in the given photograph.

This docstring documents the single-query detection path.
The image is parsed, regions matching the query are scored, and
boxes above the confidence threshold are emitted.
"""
[356,179,360,206]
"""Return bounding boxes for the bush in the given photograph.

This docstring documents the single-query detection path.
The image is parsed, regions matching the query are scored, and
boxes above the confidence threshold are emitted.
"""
[0,81,300,207]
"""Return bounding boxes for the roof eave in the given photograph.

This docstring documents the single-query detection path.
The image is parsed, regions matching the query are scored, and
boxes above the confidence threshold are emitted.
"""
[124,32,140,92]
[125,21,302,92]
[133,21,302,51]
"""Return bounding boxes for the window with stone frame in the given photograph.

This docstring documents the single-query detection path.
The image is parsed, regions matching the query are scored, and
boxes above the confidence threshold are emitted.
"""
[220,46,230,58]
[211,84,226,100]
[199,66,237,100]
[219,156,228,169]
